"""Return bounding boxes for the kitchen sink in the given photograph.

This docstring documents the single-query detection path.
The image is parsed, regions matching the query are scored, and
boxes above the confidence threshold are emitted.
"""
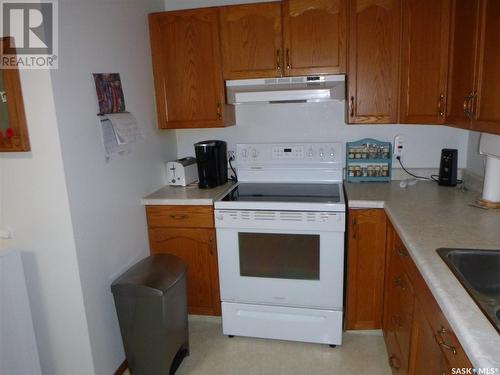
[437,248,500,334]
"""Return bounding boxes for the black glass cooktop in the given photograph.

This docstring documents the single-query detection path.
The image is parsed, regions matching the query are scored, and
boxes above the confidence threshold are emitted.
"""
[221,183,341,203]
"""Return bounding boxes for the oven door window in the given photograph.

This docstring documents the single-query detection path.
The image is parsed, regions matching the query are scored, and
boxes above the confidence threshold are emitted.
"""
[238,232,320,280]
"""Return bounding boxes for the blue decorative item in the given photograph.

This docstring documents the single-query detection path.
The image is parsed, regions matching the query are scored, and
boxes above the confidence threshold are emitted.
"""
[346,139,392,182]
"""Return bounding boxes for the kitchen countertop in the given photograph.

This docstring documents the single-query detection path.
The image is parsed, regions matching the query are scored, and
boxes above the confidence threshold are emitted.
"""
[344,181,500,369]
[142,182,235,206]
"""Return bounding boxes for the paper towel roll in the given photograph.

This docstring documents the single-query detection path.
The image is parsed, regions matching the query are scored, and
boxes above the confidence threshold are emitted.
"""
[479,133,500,203]
[482,156,500,203]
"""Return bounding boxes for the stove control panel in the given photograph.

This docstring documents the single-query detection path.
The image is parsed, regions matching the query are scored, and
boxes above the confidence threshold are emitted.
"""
[237,143,342,164]
[236,143,343,183]
[272,145,304,159]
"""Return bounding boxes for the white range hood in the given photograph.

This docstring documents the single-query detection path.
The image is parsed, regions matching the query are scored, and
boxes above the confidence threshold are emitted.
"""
[226,75,345,104]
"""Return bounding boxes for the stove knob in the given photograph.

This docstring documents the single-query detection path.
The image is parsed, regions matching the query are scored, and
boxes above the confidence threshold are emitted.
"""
[329,149,335,157]
[307,148,314,157]
[319,148,325,157]
[252,149,258,158]
[241,149,248,158]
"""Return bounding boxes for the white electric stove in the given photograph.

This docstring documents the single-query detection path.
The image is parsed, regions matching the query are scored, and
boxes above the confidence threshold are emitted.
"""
[214,143,346,346]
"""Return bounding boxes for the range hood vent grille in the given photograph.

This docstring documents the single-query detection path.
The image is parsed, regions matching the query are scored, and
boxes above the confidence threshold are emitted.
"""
[226,75,346,104]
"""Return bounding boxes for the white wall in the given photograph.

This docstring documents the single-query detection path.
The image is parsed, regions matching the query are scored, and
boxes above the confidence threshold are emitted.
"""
[175,102,470,169]
[466,130,486,176]
[50,0,176,373]
[0,69,94,374]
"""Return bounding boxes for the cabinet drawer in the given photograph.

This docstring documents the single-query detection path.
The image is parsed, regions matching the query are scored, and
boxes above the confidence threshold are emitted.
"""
[413,274,471,368]
[146,205,214,228]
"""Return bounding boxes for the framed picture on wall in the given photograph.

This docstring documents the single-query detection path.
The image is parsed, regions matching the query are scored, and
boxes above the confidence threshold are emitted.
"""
[0,37,30,152]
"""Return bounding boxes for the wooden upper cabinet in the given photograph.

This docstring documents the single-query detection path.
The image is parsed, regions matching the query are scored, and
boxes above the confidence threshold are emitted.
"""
[446,0,480,130]
[347,0,401,124]
[399,0,451,124]
[471,0,500,135]
[220,2,283,79]
[149,9,235,129]
[282,0,347,76]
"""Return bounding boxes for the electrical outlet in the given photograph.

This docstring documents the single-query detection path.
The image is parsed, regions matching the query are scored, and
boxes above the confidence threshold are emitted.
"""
[394,135,405,159]
[228,150,236,161]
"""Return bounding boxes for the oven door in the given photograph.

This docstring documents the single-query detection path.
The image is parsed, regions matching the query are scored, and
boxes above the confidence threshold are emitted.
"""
[216,225,344,310]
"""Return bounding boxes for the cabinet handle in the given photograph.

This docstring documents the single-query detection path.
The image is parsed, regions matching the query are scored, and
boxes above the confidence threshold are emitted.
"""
[169,214,188,220]
[388,355,401,370]
[217,102,222,120]
[469,91,477,119]
[349,96,355,117]
[396,246,407,258]
[463,91,475,119]
[438,326,448,334]
[286,48,291,69]
[436,327,458,355]
[352,218,357,239]
[463,94,472,118]
[438,340,458,355]
[209,236,214,255]
[276,49,281,71]
[393,277,406,291]
[437,93,446,117]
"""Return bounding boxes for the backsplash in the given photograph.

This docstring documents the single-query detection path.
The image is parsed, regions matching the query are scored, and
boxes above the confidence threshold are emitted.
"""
[175,102,470,169]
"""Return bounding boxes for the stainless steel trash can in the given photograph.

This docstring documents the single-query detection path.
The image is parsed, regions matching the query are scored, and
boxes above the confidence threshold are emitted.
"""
[111,254,189,375]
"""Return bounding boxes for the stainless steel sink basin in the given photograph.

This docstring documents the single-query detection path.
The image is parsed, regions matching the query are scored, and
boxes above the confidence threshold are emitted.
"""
[437,248,500,333]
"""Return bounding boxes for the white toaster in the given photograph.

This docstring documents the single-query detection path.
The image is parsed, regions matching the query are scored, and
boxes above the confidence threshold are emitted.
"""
[166,157,198,186]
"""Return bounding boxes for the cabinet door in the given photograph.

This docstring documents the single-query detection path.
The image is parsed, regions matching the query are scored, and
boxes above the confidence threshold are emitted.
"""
[347,0,401,124]
[399,0,451,124]
[471,0,500,135]
[446,0,480,129]
[149,228,221,316]
[408,301,449,375]
[220,2,283,79]
[346,209,387,330]
[383,222,413,374]
[282,0,346,76]
[149,9,234,129]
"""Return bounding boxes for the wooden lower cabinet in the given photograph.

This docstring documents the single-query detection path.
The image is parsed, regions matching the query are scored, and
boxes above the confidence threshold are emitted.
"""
[146,206,221,316]
[383,219,473,375]
[408,300,449,375]
[348,213,474,373]
[383,222,414,374]
[346,209,387,330]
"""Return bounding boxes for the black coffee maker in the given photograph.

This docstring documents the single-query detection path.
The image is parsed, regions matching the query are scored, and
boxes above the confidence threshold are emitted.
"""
[438,149,458,186]
[194,140,228,188]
